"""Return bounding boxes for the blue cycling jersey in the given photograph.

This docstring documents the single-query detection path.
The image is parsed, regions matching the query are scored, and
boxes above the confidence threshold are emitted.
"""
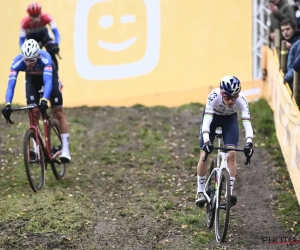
[6,50,53,104]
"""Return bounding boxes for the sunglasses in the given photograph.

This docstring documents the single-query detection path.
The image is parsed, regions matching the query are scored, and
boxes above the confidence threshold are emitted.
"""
[23,57,38,63]
[222,94,239,101]
[30,14,40,19]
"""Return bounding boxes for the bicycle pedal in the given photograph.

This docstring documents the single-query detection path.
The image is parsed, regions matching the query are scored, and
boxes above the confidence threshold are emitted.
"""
[196,202,206,208]
[53,159,61,164]
[230,196,237,207]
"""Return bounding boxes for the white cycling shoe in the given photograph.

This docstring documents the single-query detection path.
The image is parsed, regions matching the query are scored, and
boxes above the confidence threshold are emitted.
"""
[60,153,71,163]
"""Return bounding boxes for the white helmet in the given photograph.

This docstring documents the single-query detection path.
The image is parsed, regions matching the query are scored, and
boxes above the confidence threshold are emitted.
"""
[21,39,40,59]
[220,75,241,96]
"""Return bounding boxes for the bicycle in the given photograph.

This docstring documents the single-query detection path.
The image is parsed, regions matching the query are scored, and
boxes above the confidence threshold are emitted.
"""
[5,103,67,192]
[202,128,251,242]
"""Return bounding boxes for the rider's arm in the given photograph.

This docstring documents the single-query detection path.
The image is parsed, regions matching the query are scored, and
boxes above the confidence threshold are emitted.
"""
[40,52,54,101]
[5,56,23,103]
[50,22,60,44]
[42,65,53,101]
[19,18,27,48]
[201,93,216,142]
[19,29,26,47]
[239,95,254,143]
[44,14,60,44]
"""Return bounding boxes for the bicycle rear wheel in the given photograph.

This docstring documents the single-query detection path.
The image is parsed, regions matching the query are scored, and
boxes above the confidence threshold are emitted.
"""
[23,129,45,192]
[215,169,231,242]
[206,157,216,229]
[49,119,67,180]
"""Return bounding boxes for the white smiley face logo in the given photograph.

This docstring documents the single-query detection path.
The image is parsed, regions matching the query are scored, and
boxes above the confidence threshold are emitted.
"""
[98,14,137,52]
[74,0,161,80]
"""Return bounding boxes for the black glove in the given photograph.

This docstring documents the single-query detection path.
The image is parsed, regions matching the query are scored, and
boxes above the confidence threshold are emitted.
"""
[53,45,60,54]
[51,43,60,54]
[39,99,48,113]
[244,142,254,158]
[46,43,60,54]
[2,104,12,120]
[202,141,213,154]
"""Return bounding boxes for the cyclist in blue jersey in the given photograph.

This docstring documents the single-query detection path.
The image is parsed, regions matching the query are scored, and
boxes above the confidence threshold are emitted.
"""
[1,39,71,163]
[195,76,254,208]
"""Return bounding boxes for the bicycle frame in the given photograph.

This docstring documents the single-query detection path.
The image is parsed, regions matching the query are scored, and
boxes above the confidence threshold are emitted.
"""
[203,130,246,205]
[7,104,62,164]
[201,129,251,242]
[27,108,62,163]
[203,134,230,205]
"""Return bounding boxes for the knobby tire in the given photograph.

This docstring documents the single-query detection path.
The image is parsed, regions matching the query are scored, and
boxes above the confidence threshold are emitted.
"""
[215,169,231,242]
[23,129,45,192]
[49,119,67,180]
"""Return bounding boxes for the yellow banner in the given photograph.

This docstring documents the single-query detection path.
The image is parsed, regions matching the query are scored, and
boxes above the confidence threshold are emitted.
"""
[263,46,300,203]
[0,0,252,107]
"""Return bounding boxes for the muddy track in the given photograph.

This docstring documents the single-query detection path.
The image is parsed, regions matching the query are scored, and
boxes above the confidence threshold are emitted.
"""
[85,106,289,250]
[0,105,290,250]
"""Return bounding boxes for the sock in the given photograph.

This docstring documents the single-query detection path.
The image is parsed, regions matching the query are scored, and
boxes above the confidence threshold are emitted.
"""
[197,175,206,193]
[60,133,70,156]
[230,177,235,195]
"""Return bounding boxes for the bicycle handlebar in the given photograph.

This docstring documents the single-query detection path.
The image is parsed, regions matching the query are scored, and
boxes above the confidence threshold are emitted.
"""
[202,146,252,165]
[4,104,50,125]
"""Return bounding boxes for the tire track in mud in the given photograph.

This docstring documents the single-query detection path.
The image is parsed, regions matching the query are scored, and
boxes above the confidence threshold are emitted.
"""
[231,143,291,250]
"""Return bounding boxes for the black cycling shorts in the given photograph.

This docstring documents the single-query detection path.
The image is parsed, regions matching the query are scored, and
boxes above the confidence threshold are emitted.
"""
[199,112,239,148]
[25,62,63,107]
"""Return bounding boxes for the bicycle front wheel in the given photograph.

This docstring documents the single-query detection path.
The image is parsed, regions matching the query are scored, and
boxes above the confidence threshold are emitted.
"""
[206,157,216,229]
[215,169,231,242]
[49,119,67,180]
[23,129,45,192]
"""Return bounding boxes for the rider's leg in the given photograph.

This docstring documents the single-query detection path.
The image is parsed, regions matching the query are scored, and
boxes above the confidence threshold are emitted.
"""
[25,74,43,159]
[197,151,211,192]
[196,113,218,207]
[49,65,70,162]
[49,52,59,72]
[222,113,239,205]
[227,151,237,195]
[25,73,41,126]
[52,107,70,159]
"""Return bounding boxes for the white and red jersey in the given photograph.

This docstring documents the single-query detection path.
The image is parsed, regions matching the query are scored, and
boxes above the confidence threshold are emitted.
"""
[20,13,57,35]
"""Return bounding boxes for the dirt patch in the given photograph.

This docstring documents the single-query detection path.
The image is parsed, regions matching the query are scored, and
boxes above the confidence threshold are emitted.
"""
[0,104,291,249]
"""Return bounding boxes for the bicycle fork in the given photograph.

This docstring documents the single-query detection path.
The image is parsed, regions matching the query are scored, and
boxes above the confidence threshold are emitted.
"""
[215,153,230,210]
[29,127,44,163]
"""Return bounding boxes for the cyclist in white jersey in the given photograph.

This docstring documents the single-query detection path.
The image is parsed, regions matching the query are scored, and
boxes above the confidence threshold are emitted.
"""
[195,75,254,207]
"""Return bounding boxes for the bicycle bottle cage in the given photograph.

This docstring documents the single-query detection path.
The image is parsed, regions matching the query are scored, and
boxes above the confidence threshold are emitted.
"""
[215,128,223,139]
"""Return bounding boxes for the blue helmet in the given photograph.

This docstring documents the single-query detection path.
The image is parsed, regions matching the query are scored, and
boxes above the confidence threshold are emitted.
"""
[220,76,241,96]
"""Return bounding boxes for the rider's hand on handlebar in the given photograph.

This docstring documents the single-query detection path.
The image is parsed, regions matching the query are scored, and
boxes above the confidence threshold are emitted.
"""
[203,141,214,154]
[39,99,48,113]
[2,103,12,120]
[51,43,60,54]
[243,142,254,158]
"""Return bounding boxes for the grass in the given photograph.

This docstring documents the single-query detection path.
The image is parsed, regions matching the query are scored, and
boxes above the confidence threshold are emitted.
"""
[249,99,300,234]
